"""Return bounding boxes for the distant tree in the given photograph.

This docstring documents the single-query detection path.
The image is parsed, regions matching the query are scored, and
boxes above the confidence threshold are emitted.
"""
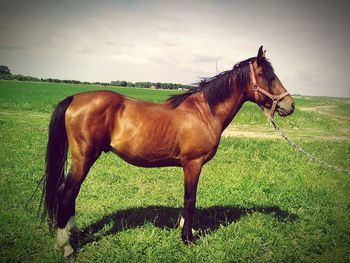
[11,74,39,82]
[0,65,11,75]
[127,82,135,87]
[111,80,130,87]
[119,80,127,87]
[0,74,12,80]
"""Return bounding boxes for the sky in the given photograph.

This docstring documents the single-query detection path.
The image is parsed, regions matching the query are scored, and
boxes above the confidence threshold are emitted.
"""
[0,0,349,97]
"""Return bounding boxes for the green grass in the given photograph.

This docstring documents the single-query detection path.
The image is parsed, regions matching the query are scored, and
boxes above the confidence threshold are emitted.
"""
[0,80,179,113]
[0,80,349,262]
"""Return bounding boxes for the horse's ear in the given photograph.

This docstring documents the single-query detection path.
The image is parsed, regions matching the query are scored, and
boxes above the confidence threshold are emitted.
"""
[257,46,264,65]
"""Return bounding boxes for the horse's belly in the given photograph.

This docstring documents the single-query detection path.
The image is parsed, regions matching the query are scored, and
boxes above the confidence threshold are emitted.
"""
[112,149,181,167]
[110,141,181,168]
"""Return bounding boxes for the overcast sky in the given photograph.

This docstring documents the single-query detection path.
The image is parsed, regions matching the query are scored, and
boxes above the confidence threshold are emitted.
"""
[0,0,349,97]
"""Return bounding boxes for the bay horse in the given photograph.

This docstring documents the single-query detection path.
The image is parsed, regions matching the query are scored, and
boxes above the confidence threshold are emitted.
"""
[41,46,294,257]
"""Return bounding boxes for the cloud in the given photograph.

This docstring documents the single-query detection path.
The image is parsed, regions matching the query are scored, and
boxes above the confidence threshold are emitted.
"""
[0,0,349,97]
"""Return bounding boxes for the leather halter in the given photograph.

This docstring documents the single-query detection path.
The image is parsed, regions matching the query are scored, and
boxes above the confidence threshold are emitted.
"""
[249,62,289,118]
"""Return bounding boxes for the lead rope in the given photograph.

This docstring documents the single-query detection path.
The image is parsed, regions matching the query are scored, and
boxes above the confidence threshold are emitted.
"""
[261,108,349,174]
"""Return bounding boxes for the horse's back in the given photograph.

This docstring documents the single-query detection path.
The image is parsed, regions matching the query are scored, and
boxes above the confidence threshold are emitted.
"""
[69,90,124,107]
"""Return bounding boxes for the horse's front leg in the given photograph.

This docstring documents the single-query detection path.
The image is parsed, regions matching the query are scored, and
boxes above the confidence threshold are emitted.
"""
[181,159,203,244]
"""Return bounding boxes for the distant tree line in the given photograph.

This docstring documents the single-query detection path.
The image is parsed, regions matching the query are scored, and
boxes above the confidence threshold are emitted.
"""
[111,80,190,90]
[0,65,190,90]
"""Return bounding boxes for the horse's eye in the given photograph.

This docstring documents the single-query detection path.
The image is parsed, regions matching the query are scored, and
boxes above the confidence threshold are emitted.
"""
[258,72,263,77]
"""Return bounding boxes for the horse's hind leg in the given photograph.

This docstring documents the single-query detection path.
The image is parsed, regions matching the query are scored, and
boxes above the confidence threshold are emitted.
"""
[55,150,100,257]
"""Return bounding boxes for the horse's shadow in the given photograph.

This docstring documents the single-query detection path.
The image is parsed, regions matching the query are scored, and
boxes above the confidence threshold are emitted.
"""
[71,205,296,248]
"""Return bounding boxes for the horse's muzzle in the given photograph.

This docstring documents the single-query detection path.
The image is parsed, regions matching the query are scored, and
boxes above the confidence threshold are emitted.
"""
[277,101,295,116]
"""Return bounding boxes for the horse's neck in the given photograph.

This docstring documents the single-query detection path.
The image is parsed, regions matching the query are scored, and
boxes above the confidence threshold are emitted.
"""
[183,87,246,133]
[214,88,246,131]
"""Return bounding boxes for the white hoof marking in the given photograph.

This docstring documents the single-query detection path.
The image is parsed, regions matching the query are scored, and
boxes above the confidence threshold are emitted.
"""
[179,216,185,229]
[55,216,77,257]
[179,216,195,234]
[62,244,74,258]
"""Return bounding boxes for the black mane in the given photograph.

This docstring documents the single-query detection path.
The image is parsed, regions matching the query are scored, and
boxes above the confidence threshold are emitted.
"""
[168,56,275,109]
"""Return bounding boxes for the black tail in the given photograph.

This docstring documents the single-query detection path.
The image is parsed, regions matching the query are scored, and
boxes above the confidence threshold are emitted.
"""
[41,96,73,231]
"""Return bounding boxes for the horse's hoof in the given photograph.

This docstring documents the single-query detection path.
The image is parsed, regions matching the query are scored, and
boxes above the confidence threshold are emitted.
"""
[181,234,194,245]
[183,239,194,245]
[54,243,75,258]
[62,245,75,258]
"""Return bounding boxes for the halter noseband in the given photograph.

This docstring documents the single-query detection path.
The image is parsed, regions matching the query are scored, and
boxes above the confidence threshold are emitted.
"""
[249,62,289,118]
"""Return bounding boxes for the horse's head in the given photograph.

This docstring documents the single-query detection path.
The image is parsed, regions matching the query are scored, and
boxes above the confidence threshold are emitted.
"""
[248,46,294,117]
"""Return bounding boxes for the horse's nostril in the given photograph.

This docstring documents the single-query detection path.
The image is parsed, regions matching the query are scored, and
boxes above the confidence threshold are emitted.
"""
[291,102,295,110]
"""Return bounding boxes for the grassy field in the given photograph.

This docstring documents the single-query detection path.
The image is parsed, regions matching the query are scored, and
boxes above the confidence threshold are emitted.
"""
[0,80,349,262]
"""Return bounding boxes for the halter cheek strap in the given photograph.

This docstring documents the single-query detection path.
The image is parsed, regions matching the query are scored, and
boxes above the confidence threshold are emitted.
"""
[249,62,289,118]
